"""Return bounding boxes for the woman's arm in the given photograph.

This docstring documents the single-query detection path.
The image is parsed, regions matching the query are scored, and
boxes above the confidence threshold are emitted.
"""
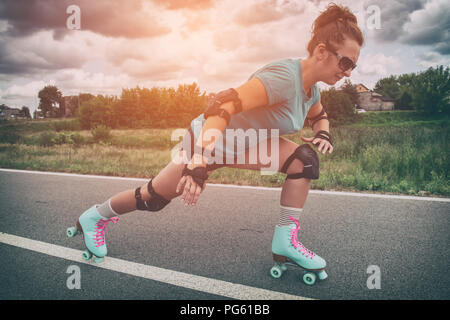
[194,77,269,159]
[303,101,333,154]
[178,77,270,206]
[306,101,329,133]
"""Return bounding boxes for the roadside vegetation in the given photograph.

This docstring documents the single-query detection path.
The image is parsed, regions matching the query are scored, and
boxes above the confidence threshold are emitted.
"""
[1,65,448,196]
[0,111,448,197]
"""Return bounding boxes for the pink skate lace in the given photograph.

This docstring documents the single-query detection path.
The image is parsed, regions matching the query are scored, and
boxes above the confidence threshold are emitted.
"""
[93,217,119,247]
[289,216,315,259]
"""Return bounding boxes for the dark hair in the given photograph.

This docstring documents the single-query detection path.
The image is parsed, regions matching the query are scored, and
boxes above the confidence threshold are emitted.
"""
[307,3,364,55]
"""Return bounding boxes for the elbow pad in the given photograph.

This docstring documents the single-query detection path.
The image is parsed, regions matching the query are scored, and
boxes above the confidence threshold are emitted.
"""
[204,88,243,126]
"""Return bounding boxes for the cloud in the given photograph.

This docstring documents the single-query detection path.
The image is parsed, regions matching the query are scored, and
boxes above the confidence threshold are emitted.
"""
[357,53,401,76]
[0,30,105,75]
[0,79,55,110]
[418,51,450,68]
[152,0,215,10]
[234,1,285,26]
[1,0,448,112]
[363,0,449,56]
[363,0,427,41]
[103,33,202,80]
[0,80,52,100]
[0,0,171,39]
[54,69,133,94]
[401,0,450,54]
[233,0,306,26]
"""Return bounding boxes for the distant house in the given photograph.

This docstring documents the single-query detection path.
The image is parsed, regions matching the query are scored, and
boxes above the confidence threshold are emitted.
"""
[355,83,370,93]
[33,110,45,119]
[358,91,395,111]
[350,83,395,111]
[0,106,27,120]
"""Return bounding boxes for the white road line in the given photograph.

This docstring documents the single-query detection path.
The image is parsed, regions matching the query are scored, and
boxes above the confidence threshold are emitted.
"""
[1,168,449,202]
[0,232,311,300]
[0,168,148,182]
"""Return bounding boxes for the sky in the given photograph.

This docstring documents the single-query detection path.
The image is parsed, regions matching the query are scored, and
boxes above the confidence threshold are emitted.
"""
[0,0,449,114]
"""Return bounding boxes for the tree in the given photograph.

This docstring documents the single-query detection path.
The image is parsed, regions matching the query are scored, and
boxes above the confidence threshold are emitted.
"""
[373,75,400,101]
[78,93,95,105]
[373,66,449,114]
[77,95,117,129]
[320,87,357,124]
[340,79,360,108]
[20,106,32,119]
[410,65,450,114]
[38,85,62,118]
[397,91,413,110]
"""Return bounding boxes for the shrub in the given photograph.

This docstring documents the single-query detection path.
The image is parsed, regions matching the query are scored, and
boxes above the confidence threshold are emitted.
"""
[38,131,58,147]
[91,124,111,142]
[53,132,69,144]
[0,131,22,144]
[69,133,85,146]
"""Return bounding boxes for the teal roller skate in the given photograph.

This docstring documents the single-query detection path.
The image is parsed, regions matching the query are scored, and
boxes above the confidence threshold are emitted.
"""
[66,205,118,263]
[270,216,327,285]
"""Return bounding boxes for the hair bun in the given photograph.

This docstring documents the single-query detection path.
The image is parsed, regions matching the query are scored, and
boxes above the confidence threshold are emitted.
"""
[306,3,364,56]
[313,3,357,33]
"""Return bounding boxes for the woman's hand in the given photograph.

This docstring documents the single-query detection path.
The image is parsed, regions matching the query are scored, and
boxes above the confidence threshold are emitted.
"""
[176,154,208,206]
[301,136,333,154]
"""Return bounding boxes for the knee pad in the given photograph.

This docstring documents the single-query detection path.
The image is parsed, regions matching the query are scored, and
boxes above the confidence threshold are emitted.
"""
[280,144,319,180]
[135,179,171,212]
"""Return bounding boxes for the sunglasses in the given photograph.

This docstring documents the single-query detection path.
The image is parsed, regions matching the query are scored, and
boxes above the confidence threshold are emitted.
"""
[326,45,357,71]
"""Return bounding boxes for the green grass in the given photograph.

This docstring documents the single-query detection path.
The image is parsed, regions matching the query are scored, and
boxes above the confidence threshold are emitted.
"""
[349,110,448,128]
[0,112,448,197]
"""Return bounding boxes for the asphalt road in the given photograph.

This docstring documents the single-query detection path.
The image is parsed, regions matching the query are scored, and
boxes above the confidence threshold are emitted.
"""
[0,169,449,300]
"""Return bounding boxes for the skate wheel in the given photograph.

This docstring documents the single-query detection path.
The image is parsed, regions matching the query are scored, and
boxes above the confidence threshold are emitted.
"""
[317,270,328,281]
[66,227,79,238]
[303,272,317,285]
[93,257,104,263]
[270,265,283,279]
[82,250,92,261]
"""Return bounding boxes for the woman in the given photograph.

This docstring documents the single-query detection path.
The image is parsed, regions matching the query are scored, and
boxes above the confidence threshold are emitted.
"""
[68,3,364,284]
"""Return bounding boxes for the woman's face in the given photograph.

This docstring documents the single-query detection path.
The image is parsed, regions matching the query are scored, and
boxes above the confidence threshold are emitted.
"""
[321,38,361,85]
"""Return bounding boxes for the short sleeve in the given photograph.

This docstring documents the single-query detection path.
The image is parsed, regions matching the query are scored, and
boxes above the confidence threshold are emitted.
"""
[250,62,297,106]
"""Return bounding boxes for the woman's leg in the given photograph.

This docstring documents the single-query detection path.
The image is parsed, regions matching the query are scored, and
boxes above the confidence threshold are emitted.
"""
[108,135,308,215]
[109,149,213,215]
[225,137,327,278]
[224,136,310,208]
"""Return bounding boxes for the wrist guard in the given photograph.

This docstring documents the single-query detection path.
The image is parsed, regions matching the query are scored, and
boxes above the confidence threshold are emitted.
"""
[182,165,209,188]
[313,130,333,146]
